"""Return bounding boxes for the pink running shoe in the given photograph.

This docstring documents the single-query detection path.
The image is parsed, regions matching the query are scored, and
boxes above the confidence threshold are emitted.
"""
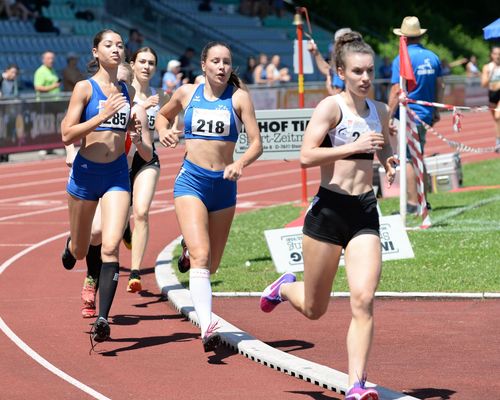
[81,277,96,318]
[345,374,379,400]
[202,320,221,352]
[260,272,296,313]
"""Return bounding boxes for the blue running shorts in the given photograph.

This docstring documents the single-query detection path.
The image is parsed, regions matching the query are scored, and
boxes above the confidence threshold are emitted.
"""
[174,158,237,212]
[67,152,130,201]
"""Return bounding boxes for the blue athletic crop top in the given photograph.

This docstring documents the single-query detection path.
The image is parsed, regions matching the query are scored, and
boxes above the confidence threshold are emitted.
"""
[321,94,381,160]
[80,78,131,132]
[183,84,242,143]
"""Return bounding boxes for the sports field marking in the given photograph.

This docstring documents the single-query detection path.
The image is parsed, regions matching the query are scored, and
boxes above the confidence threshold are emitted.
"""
[0,232,111,400]
[0,177,68,190]
[0,206,67,222]
[155,238,419,400]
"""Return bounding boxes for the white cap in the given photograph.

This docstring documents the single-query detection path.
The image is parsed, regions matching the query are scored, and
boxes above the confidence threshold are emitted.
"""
[167,60,181,71]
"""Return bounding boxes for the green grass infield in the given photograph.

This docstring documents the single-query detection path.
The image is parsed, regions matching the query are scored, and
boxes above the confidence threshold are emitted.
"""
[172,158,500,293]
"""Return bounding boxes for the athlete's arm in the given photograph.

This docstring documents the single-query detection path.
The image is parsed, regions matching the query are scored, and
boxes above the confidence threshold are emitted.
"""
[130,104,153,162]
[481,63,491,88]
[61,80,127,145]
[156,85,191,148]
[224,89,262,180]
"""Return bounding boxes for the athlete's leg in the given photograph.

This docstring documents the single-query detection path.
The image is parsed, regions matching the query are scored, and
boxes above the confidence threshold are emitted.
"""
[67,194,98,260]
[280,235,342,319]
[207,205,235,274]
[97,190,130,320]
[175,195,214,338]
[130,166,160,273]
[343,233,381,386]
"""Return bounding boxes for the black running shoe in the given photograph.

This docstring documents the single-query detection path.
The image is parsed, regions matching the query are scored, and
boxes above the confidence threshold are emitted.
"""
[177,239,191,273]
[122,222,132,250]
[61,236,76,270]
[91,317,110,343]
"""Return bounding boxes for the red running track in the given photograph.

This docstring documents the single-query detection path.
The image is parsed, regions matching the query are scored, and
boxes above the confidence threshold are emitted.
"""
[0,111,498,399]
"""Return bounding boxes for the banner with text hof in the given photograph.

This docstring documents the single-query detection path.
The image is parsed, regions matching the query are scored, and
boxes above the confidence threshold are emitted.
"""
[234,108,314,161]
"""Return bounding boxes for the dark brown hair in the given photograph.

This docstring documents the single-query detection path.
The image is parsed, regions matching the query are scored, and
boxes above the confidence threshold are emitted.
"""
[87,29,123,73]
[201,41,241,89]
[130,46,158,65]
[334,31,374,71]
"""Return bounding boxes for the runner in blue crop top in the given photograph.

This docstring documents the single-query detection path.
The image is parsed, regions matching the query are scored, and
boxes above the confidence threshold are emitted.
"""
[60,29,151,346]
[183,83,242,142]
[156,41,262,353]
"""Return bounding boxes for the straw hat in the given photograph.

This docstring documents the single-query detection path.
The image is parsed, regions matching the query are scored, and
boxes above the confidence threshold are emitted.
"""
[393,16,427,37]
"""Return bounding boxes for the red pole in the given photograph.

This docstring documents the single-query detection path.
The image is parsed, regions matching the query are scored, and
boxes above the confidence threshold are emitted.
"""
[295,9,308,206]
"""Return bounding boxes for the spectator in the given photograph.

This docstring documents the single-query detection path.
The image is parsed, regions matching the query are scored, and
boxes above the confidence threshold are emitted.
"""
[0,63,19,98]
[179,47,196,83]
[34,50,61,98]
[388,16,444,214]
[377,56,392,102]
[308,27,352,95]
[466,55,480,78]
[162,59,183,95]
[125,28,143,61]
[0,0,35,21]
[266,54,290,84]
[440,59,451,76]
[62,53,85,92]
[253,53,269,84]
[273,0,284,18]
[480,45,500,152]
[242,55,257,84]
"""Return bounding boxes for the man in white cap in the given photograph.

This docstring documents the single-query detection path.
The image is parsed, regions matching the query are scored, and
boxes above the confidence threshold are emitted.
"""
[388,16,444,214]
[162,59,183,95]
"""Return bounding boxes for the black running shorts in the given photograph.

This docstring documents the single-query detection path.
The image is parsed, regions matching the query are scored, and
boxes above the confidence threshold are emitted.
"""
[303,187,380,248]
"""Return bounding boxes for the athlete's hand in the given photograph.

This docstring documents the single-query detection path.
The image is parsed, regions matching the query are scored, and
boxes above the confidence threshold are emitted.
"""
[144,94,159,109]
[384,155,399,187]
[158,127,180,148]
[352,132,385,154]
[129,112,143,144]
[389,118,398,136]
[100,93,127,121]
[223,161,243,181]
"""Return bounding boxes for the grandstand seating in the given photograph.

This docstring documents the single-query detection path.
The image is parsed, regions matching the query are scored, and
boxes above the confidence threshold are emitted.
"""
[0,0,332,93]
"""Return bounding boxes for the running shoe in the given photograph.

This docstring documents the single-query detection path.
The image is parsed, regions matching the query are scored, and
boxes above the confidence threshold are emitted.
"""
[177,238,190,273]
[260,272,296,313]
[122,222,132,250]
[61,236,76,270]
[202,320,221,352]
[345,374,379,400]
[91,317,110,343]
[127,269,142,293]
[81,276,97,318]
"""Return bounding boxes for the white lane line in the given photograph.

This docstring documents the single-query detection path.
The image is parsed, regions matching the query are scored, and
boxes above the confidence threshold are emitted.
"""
[0,177,68,190]
[0,206,67,222]
[0,232,110,400]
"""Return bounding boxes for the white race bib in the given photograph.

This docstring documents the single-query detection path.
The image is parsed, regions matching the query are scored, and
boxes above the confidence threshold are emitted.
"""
[191,108,230,137]
[98,100,130,130]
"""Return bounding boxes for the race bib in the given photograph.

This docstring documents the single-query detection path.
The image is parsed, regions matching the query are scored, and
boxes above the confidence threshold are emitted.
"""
[191,108,230,137]
[98,100,130,130]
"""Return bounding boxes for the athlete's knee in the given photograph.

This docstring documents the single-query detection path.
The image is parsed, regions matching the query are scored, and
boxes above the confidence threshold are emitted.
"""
[303,302,328,320]
[101,241,119,259]
[350,291,375,318]
[188,247,210,268]
[133,206,149,224]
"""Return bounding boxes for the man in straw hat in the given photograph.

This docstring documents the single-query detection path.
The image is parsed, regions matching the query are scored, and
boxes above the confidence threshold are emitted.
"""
[388,16,444,214]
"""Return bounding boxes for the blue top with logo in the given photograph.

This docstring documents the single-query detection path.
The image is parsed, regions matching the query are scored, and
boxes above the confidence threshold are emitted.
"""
[80,78,131,132]
[183,84,242,143]
[391,43,442,125]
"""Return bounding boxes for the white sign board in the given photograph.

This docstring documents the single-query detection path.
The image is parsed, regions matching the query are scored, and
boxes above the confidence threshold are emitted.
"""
[265,215,414,273]
[234,108,313,160]
[293,40,314,74]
